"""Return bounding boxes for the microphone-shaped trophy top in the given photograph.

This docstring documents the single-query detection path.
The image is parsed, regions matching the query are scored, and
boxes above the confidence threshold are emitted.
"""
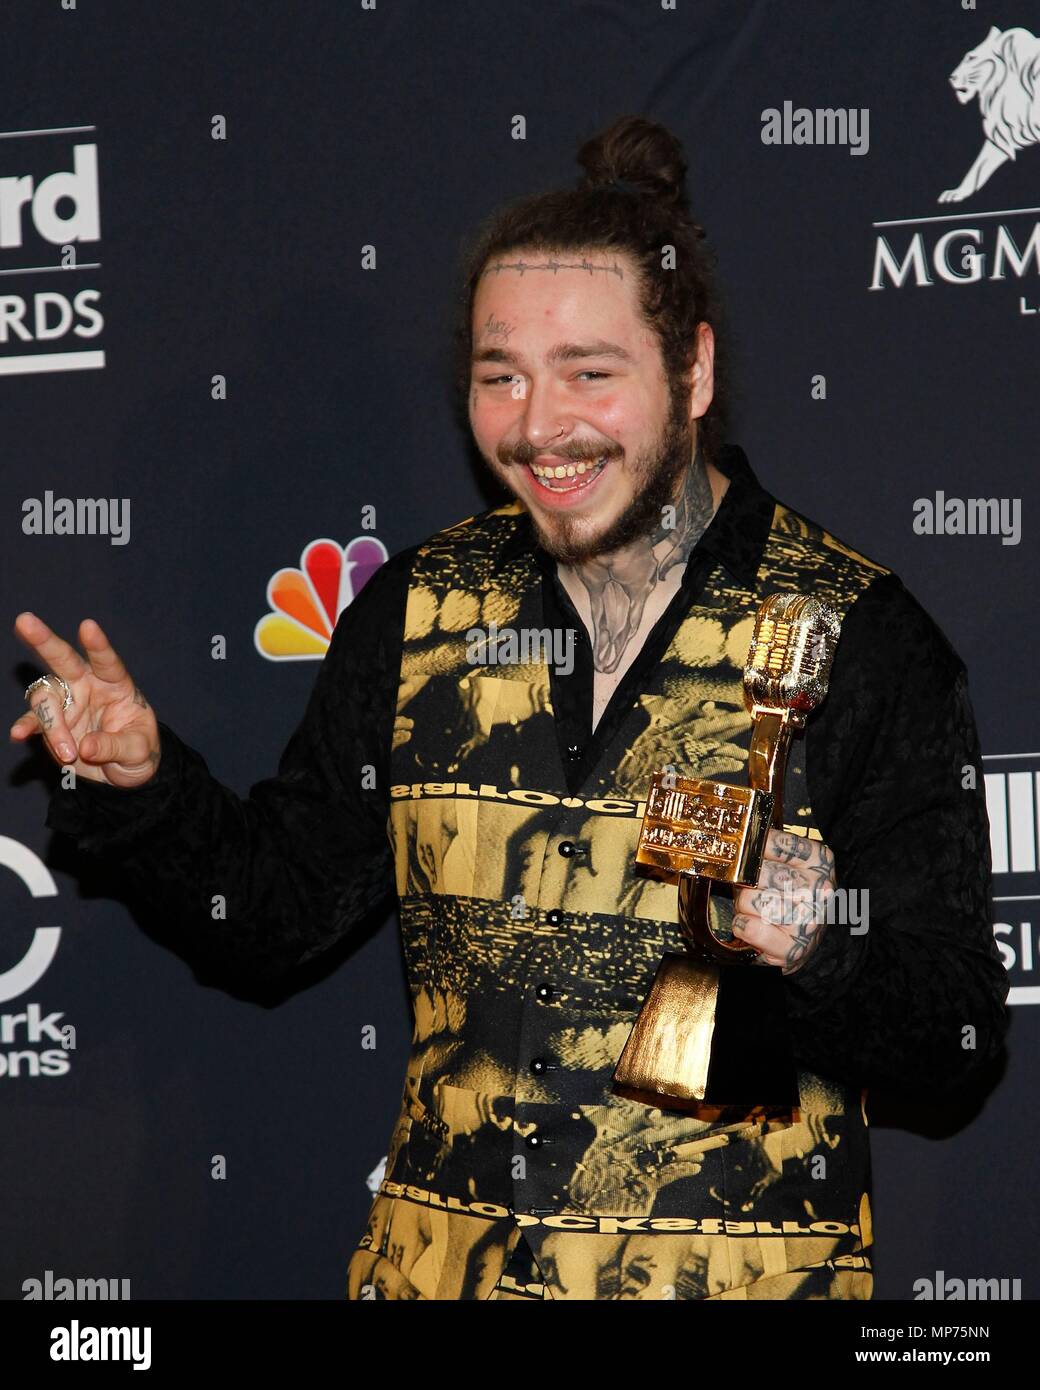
[743,592,841,717]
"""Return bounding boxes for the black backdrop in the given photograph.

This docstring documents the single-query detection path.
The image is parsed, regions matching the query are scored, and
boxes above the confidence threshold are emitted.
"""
[2,0,1036,1300]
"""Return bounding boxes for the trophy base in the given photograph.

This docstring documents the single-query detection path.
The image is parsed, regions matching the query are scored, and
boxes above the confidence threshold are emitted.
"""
[612,953,801,1110]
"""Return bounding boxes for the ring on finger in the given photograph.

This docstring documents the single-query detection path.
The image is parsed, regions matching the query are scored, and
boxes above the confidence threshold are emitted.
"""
[24,674,73,712]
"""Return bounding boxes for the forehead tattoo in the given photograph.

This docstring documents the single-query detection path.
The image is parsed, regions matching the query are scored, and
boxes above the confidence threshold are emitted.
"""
[481,312,514,341]
[480,254,626,281]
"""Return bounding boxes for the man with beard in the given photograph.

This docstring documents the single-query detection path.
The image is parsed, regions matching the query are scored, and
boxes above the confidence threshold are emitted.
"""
[13,116,1008,1300]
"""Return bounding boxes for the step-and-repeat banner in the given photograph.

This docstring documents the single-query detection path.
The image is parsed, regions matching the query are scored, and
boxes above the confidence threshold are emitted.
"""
[2,1,1035,1300]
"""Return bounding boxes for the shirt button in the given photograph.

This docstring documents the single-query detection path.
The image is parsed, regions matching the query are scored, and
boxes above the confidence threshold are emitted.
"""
[529,1057,549,1075]
[546,909,563,926]
[558,840,576,857]
[566,743,582,762]
[535,982,553,1001]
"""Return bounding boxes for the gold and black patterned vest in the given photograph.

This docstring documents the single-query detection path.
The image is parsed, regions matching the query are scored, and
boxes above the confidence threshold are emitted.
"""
[352,493,889,1301]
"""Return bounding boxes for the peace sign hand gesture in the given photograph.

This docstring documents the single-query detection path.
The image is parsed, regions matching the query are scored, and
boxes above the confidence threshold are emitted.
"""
[10,612,161,789]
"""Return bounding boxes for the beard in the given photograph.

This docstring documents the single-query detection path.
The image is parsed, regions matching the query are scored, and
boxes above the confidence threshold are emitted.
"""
[484,378,696,566]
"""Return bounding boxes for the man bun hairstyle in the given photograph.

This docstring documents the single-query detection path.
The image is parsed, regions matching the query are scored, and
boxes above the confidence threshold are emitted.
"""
[454,114,731,468]
[576,114,700,221]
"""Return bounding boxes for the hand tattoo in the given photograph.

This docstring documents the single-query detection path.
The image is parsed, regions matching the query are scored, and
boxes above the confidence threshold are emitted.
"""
[33,698,55,732]
[736,830,838,974]
[769,830,835,876]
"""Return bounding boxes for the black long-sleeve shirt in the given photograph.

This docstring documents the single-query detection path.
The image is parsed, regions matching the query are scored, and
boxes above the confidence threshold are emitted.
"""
[44,445,1010,1099]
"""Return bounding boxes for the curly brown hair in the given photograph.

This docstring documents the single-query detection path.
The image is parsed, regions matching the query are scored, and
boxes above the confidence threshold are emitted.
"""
[451,114,733,468]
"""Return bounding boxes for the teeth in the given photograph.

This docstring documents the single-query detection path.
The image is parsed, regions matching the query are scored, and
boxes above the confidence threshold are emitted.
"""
[530,455,606,479]
[531,457,608,491]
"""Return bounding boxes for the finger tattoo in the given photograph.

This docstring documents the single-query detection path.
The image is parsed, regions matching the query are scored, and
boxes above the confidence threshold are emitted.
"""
[770,832,813,863]
[33,698,55,732]
[770,831,835,876]
[783,922,822,973]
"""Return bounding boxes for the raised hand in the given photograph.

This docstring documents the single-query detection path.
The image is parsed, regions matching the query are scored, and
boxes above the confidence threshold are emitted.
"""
[10,612,161,788]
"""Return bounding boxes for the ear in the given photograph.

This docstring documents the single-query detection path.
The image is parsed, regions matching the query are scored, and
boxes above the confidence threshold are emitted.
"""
[987,24,1001,39]
[687,322,716,420]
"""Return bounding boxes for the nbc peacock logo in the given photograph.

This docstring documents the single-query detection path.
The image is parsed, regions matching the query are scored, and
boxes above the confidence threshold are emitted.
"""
[254,536,388,660]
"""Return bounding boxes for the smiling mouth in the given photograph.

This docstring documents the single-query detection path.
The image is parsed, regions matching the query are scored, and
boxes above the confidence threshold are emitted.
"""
[527,455,608,493]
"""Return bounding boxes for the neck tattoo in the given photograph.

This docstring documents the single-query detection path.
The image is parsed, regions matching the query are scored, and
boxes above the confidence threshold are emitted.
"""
[562,460,716,675]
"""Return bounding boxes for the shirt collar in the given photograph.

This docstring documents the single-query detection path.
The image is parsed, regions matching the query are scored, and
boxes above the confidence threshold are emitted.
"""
[695,444,776,586]
[503,443,775,590]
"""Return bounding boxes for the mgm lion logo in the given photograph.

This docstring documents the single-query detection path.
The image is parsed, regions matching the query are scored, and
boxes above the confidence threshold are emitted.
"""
[940,24,1040,203]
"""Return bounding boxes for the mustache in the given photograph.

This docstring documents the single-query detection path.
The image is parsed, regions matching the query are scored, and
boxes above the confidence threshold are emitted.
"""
[497,439,624,467]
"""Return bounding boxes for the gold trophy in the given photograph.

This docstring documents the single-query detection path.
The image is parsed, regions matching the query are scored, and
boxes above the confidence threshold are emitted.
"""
[613,593,842,1109]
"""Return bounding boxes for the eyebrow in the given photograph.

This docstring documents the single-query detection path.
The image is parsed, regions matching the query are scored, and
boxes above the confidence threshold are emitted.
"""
[471,339,634,367]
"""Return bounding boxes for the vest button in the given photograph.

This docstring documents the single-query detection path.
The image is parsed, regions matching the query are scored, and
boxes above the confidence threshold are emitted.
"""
[529,1057,549,1075]
[546,909,563,926]
[525,1132,546,1149]
[535,982,553,1001]
[558,840,576,857]
[566,743,582,762]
